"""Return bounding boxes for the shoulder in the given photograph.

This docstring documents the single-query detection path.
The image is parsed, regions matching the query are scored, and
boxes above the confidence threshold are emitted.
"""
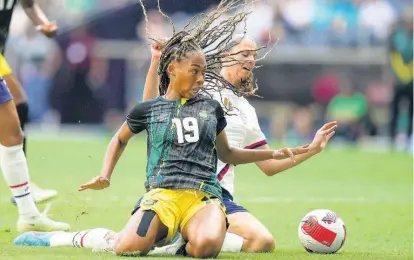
[127,98,159,119]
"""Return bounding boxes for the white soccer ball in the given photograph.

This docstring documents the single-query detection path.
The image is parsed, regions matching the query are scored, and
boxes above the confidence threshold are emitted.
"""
[298,209,346,254]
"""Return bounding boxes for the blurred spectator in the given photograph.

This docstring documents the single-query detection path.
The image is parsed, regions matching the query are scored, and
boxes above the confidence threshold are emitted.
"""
[311,0,358,46]
[51,26,106,124]
[286,106,315,145]
[312,70,340,106]
[357,0,397,45]
[388,8,413,147]
[242,1,275,44]
[326,79,368,142]
[280,0,314,45]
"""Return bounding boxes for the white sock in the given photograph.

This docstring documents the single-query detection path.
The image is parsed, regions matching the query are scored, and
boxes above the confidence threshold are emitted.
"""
[0,144,39,218]
[50,228,116,252]
[221,232,244,252]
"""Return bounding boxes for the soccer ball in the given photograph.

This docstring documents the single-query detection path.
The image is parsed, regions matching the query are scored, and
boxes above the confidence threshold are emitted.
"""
[298,209,346,254]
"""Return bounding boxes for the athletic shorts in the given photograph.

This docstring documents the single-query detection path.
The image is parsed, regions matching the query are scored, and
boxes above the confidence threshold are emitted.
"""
[0,76,12,104]
[222,188,249,215]
[0,53,13,77]
[131,188,226,243]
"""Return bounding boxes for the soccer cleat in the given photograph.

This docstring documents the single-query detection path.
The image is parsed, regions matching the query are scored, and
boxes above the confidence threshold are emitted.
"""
[17,204,70,233]
[11,183,58,205]
[14,231,57,246]
[148,232,186,256]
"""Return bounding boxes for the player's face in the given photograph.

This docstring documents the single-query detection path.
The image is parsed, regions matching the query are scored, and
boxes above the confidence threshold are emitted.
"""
[227,39,257,81]
[171,51,206,99]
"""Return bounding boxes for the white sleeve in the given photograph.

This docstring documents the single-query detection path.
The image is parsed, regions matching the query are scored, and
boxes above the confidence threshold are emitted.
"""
[243,107,267,149]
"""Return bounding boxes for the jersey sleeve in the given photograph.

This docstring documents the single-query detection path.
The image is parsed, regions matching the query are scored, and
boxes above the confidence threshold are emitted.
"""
[243,108,267,149]
[126,102,150,134]
[215,100,227,135]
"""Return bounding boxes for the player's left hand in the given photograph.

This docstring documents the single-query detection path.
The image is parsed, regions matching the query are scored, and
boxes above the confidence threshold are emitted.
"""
[272,145,310,162]
[309,121,338,153]
[37,22,58,38]
[78,176,110,191]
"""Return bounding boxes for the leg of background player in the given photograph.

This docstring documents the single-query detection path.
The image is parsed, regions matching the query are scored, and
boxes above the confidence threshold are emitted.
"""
[4,74,57,204]
[225,212,275,253]
[0,95,70,232]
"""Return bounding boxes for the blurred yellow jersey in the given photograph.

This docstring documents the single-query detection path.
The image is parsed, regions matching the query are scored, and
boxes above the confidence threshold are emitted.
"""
[0,54,12,76]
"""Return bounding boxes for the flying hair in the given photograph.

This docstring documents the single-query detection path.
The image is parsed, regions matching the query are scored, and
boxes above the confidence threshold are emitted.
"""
[138,0,276,111]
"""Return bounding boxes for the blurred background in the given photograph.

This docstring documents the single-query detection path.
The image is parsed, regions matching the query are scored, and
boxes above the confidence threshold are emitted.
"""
[4,0,413,151]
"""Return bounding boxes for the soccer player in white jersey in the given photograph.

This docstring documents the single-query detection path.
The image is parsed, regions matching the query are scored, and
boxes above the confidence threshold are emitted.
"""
[141,35,337,253]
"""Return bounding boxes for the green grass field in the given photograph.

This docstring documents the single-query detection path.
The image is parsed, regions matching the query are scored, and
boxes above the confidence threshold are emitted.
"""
[0,138,412,259]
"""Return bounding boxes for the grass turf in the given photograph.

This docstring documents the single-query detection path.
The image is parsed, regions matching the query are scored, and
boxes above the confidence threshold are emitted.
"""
[0,138,412,259]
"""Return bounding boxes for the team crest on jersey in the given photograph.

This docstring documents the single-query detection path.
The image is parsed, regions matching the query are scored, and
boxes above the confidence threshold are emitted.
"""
[199,110,208,119]
[322,212,337,224]
[223,97,232,110]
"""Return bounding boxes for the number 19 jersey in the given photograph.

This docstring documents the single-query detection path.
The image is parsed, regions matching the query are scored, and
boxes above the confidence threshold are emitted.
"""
[126,96,227,200]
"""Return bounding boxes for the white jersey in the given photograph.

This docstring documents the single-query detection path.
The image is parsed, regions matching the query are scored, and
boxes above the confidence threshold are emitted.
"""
[211,89,267,196]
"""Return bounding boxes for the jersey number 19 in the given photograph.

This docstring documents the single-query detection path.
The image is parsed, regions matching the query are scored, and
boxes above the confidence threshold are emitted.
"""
[0,0,14,10]
[172,117,199,144]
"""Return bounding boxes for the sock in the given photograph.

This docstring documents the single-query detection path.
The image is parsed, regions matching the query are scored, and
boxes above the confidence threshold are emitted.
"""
[176,243,188,256]
[221,232,244,252]
[50,228,116,252]
[16,103,29,155]
[0,144,39,217]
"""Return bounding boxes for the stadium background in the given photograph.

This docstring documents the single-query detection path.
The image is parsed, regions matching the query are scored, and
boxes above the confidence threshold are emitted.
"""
[0,0,412,259]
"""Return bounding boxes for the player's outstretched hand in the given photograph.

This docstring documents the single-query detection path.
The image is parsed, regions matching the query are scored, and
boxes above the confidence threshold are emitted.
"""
[78,176,110,192]
[272,145,310,162]
[151,39,167,61]
[309,121,338,153]
[37,22,58,38]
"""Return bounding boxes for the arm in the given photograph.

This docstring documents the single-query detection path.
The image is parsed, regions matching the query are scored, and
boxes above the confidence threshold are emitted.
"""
[255,144,318,176]
[20,0,49,26]
[78,123,134,191]
[142,58,160,101]
[216,131,274,164]
[255,121,337,176]
[99,122,134,182]
[79,102,149,191]
[142,41,165,101]
[20,0,58,38]
[215,131,308,165]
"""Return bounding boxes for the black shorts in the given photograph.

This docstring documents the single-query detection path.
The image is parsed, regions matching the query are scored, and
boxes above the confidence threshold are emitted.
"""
[222,188,249,215]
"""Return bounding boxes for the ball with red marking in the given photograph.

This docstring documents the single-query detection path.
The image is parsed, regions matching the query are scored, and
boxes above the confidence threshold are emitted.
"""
[298,209,346,254]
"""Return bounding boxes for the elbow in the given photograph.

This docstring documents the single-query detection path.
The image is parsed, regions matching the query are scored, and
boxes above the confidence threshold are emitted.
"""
[218,150,233,165]
[218,154,231,164]
[263,169,275,177]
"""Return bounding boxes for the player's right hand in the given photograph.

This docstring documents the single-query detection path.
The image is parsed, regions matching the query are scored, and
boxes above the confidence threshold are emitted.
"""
[151,39,167,61]
[78,176,110,191]
[272,145,310,162]
[37,22,58,38]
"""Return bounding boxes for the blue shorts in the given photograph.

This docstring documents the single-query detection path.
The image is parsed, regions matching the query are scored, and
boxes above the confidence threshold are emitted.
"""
[222,188,248,215]
[0,77,12,104]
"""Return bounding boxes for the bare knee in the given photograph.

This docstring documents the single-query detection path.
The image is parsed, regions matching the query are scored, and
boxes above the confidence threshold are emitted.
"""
[189,235,223,258]
[243,231,275,253]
